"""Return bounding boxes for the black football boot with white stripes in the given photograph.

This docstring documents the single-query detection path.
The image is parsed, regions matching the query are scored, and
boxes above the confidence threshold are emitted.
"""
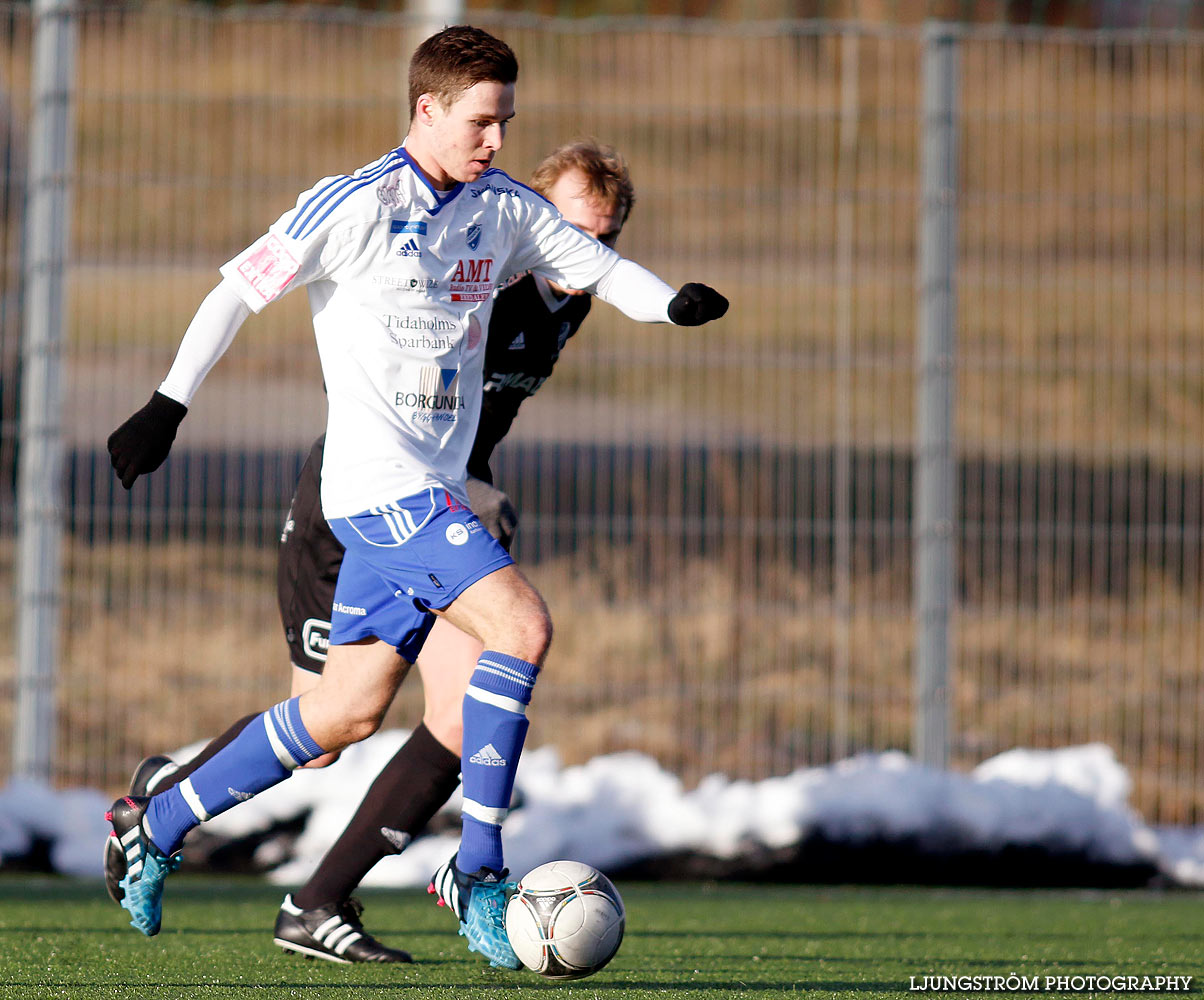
[273,895,413,964]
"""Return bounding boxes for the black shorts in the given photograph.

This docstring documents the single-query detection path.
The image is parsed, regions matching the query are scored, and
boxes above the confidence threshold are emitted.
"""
[278,436,344,674]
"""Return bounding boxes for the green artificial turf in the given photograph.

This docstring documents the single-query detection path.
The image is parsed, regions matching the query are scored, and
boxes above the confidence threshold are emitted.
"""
[0,877,1200,999]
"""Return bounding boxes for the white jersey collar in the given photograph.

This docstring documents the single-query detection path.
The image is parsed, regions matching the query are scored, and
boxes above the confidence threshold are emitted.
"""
[398,142,465,213]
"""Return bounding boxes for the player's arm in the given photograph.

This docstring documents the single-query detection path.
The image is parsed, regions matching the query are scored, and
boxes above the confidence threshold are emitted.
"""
[515,202,728,327]
[107,280,250,489]
[108,167,372,490]
[589,258,729,327]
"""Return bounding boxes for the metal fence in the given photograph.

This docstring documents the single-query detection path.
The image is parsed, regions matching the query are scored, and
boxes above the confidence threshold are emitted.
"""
[1,7,1202,823]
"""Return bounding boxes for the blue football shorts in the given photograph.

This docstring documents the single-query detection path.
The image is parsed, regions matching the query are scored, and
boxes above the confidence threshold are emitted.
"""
[326,487,514,662]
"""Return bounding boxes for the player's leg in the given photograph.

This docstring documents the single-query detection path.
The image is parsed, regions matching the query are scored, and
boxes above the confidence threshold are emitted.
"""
[290,665,344,768]
[425,564,551,970]
[433,562,549,876]
[107,639,401,937]
[105,439,340,906]
[280,488,509,961]
[288,481,519,921]
[290,619,477,918]
[140,664,323,795]
[327,490,535,968]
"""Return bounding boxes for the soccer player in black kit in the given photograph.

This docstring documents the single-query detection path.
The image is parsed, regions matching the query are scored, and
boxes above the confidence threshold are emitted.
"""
[106,140,639,963]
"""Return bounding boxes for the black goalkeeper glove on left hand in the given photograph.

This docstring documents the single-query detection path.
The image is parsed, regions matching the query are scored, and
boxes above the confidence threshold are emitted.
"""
[107,390,188,489]
[668,282,729,326]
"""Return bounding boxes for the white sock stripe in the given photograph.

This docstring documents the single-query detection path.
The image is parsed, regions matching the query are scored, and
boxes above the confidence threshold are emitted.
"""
[462,797,509,826]
[465,684,528,716]
[477,658,537,688]
[473,664,534,698]
[264,711,301,770]
[179,777,212,822]
[272,702,311,765]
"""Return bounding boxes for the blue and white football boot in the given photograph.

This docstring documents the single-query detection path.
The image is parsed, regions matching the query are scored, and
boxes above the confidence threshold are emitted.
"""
[104,755,178,903]
[429,853,521,970]
[106,794,181,937]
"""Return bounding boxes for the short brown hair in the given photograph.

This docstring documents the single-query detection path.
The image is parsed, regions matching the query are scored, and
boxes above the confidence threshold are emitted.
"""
[408,25,519,119]
[529,139,635,224]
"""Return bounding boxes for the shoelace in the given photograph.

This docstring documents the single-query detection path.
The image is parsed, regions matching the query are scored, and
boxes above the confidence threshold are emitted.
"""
[473,882,509,920]
[338,897,366,928]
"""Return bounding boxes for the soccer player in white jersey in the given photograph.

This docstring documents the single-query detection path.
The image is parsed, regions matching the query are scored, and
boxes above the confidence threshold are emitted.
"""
[104,25,727,968]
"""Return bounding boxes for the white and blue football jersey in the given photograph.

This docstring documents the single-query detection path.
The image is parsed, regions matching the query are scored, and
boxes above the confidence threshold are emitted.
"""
[218,143,622,517]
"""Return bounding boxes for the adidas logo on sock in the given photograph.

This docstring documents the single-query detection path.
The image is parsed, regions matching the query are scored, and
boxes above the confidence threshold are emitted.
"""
[227,787,254,802]
[469,743,507,767]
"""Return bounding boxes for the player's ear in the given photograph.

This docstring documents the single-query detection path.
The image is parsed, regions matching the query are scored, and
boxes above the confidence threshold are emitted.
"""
[414,93,440,126]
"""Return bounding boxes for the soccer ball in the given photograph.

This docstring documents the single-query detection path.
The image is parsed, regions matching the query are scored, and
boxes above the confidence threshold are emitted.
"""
[504,860,626,980]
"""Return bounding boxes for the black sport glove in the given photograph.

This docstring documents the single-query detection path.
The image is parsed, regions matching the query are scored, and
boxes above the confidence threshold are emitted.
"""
[107,390,188,490]
[668,282,729,327]
[465,475,519,553]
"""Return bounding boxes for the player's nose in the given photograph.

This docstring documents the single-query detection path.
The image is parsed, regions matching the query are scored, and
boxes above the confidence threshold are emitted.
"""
[483,122,505,151]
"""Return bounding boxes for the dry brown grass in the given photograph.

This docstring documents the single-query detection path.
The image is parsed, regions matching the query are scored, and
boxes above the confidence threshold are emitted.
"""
[3,538,1199,821]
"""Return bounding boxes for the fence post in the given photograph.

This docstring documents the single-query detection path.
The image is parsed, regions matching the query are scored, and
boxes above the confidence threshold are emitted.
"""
[913,21,958,771]
[831,27,860,763]
[14,0,76,782]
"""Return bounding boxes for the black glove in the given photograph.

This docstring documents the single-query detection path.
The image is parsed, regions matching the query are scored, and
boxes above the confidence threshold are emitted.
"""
[668,282,729,326]
[107,390,188,490]
[465,475,519,553]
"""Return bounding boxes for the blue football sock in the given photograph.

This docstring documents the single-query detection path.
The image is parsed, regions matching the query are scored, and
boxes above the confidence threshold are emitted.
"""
[458,650,539,875]
[143,697,325,856]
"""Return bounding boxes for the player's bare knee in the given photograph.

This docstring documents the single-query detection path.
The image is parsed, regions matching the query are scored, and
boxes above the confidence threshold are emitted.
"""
[345,707,387,744]
[502,588,552,662]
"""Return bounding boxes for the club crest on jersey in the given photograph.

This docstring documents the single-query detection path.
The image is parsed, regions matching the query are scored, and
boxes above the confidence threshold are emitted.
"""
[377,180,402,207]
[466,223,482,251]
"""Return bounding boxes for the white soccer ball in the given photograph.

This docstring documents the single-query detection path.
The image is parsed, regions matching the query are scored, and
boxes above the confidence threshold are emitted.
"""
[504,860,626,980]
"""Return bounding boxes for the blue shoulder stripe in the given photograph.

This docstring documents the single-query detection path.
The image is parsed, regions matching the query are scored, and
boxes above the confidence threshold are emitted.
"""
[284,149,396,238]
[286,149,405,240]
